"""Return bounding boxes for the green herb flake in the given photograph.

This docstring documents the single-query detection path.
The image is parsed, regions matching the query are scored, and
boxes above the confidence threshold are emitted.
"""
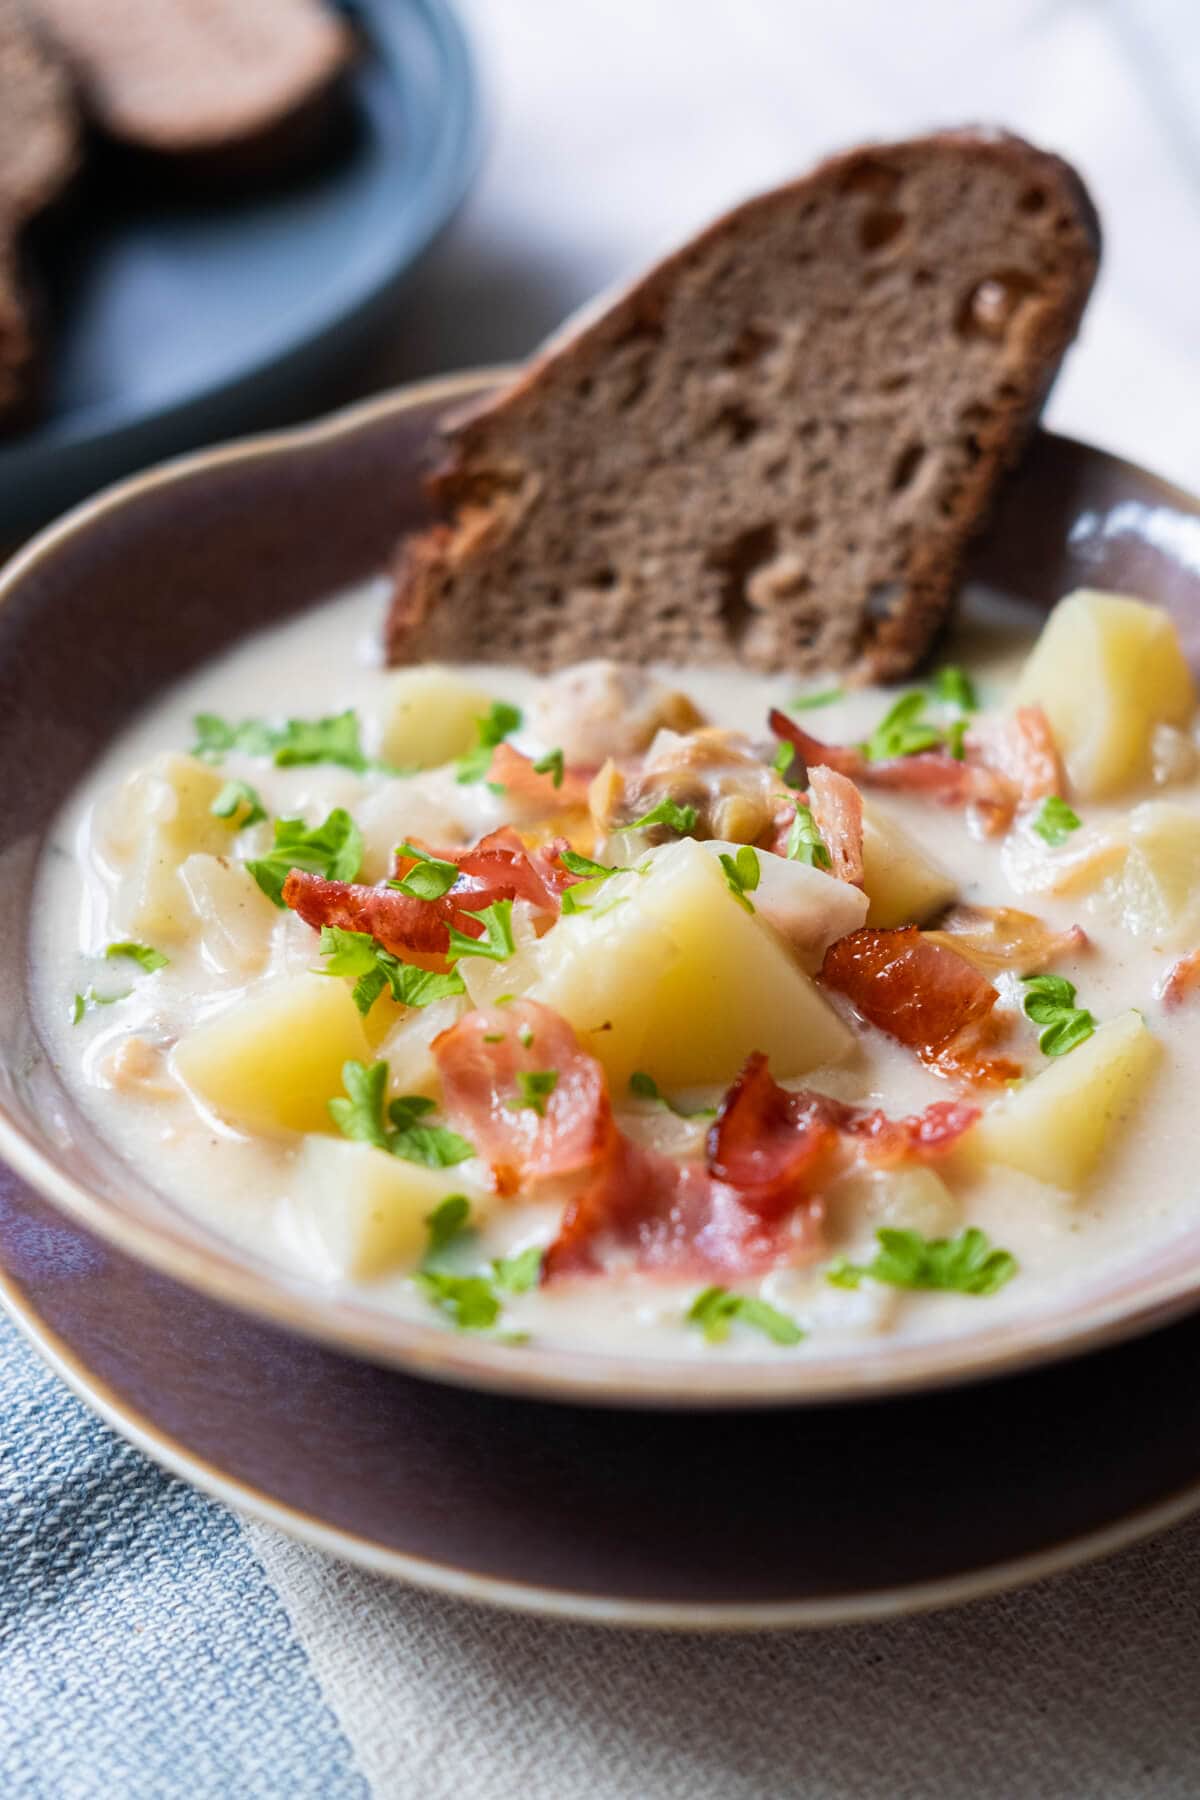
[415,1270,502,1333]
[191,709,366,771]
[718,845,760,913]
[628,1071,717,1120]
[1020,973,1095,1057]
[455,701,523,785]
[246,808,363,908]
[446,900,516,965]
[686,1286,805,1346]
[933,666,978,712]
[388,842,459,901]
[317,926,467,1014]
[827,1226,1017,1296]
[105,940,169,974]
[626,796,698,836]
[862,691,944,762]
[491,1245,544,1293]
[773,741,796,782]
[424,1194,473,1258]
[785,801,832,870]
[1032,795,1083,847]
[328,1060,474,1166]
[191,712,277,762]
[532,747,565,788]
[71,984,133,1024]
[211,778,267,827]
[506,1069,559,1117]
[790,687,843,711]
[560,849,617,879]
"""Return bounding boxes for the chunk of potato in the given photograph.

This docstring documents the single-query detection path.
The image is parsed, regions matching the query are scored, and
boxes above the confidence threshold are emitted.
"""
[173,973,371,1137]
[111,755,232,941]
[972,1010,1160,1190]
[378,667,494,770]
[517,838,853,1088]
[289,1135,487,1279]
[1113,802,1200,945]
[179,854,278,976]
[860,801,957,928]
[695,841,867,970]
[1013,590,1196,799]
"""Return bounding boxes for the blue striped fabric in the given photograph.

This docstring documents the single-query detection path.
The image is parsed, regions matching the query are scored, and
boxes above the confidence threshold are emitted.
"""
[0,1308,367,1800]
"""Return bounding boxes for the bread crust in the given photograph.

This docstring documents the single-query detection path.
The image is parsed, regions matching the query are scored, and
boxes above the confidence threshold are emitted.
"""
[387,129,1101,681]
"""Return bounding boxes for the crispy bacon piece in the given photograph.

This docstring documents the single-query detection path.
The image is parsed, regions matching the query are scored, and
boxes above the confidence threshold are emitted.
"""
[1158,949,1200,1009]
[768,709,1015,835]
[807,766,864,887]
[820,925,1021,1085]
[966,706,1063,806]
[433,1000,614,1193]
[488,741,593,811]
[282,870,486,971]
[709,1054,978,1206]
[395,825,562,914]
[923,904,1089,975]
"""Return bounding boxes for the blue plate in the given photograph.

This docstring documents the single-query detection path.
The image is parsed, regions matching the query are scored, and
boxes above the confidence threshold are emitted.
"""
[0,0,480,534]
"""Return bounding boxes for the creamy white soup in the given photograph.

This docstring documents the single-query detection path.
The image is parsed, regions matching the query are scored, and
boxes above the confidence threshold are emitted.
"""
[32,579,1200,1360]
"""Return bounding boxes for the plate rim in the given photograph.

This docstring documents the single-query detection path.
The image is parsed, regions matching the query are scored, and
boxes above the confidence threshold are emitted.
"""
[4,1247,1200,1631]
[7,368,1200,1411]
[0,0,483,525]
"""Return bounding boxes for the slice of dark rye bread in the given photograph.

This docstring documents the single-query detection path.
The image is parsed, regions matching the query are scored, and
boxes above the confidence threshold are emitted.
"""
[386,130,1100,682]
[28,0,353,178]
[0,0,79,431]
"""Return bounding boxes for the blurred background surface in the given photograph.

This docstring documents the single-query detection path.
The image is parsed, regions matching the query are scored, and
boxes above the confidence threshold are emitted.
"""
[355,0,1197,491]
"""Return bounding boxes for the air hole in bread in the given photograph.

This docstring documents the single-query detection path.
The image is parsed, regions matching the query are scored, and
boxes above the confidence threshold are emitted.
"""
[617,350,653,411]
[793,514,817,537]
[865,581,902,620]
[575,376,594,400]
[913,267,934,288]
[587,567,618,591]
[879,371,911,394]
[859,208,906,253]
[890,442,925,493]
[1019,186,1047,214]
[705,523,779,645]
[724,324,778,369]
[709,403,760,446]
[956,270,1039,341]
[996,380,1020,403]
[839,159,902,202]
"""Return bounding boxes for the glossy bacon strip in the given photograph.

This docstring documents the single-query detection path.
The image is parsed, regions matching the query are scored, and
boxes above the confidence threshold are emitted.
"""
[820,925,1021,1085]
[488,741,593,811]
[807,766,864,887]
[923,904,1089,976]
[281,870,484,972]
[396,825,562,914]
[966,706,1063,806]
[1158,949,1200,1009]
[768,709,1015,834]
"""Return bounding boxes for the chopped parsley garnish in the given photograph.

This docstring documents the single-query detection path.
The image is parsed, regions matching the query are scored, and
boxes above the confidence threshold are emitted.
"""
[1020,973,1095,1057]
[105,940,169,974]
[317,925,465,1014]
[328,1060,473,1166]
[455,701,522,785]
[785,801,832,869]
[628,1071,717,1120]
[71,986,131,1024]
[933,665,978,712]
[491,1245,544,1293]
[211,778,267,827]
[506,1069,559,1117]
[862,691,944,761]
[388,842,459,901]
[773,741,796,782]
[532,748,565,788]
[445,900,516,964]
[415,1270,502,1333]
[247,808,363,908]
[424,1194,473,1258]
[626,796,698,835]
[790,687,843,711]
[827,1226,1017,1296]
[560,849,616,879]
[192,709,367,772]
[945,717,968,761]
[1032,795,1082,847]
[686,1286,805,1346]
[718,845,760,913]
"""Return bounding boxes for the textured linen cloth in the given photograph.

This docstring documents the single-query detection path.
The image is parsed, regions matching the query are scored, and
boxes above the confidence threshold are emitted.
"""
[3,2,1199,1795]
